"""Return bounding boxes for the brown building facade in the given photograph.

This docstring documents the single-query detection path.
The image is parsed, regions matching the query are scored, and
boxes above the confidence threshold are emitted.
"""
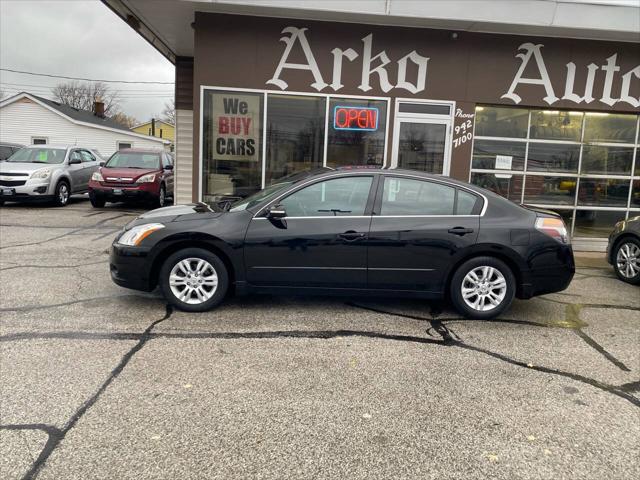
[179,12,640,242]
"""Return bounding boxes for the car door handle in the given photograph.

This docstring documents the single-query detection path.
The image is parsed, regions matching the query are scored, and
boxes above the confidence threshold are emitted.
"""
[448,227,474,236]
[338,231,366,242]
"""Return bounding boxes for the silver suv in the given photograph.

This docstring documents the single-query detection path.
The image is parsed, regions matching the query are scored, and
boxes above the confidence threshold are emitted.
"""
[0,145,102,207]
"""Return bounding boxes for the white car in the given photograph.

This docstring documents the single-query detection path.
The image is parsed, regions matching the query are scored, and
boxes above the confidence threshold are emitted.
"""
[0,145,102,207]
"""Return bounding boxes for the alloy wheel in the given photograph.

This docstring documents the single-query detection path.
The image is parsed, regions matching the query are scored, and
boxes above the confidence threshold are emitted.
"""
[616,242,639,279]
[159,186,165,207]
[58,183,69,205]
[169,257,218,304]
[461,266,507,312]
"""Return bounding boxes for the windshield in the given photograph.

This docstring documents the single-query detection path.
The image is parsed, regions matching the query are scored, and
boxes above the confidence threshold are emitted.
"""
[229,182,293,212]
[6,148,66,164]
[106,152,160,169]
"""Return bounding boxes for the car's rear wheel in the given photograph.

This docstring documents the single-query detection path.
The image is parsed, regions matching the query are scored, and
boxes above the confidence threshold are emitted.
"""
[450,256,515,319]
[53,180,70,207]
[159,248,229,312]
[613,237,640,285]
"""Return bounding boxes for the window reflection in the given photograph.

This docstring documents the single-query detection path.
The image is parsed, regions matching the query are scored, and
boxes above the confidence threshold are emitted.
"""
[471,173,523,203]
[266,95,326,185]
[574,210,626,238]
[530,110,582,141]
[523,176,577,205]
[472,140,525,170]
[581,146,634,175]
[527,143,579,173]
[583,113,637,144]
[474,106,528,138]
[577,178,630,207]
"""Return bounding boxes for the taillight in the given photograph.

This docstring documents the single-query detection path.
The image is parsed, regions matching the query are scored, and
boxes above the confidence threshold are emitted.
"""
[535,217,570,244]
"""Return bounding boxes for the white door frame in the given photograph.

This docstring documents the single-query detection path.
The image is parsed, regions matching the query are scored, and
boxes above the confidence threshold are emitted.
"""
[391,99,455,176]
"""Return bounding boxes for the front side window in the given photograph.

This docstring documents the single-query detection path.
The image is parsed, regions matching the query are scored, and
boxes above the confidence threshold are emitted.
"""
[279,176,373,217]
[381,177,456,215]
[203,89,263,202]
[80,150,95,163]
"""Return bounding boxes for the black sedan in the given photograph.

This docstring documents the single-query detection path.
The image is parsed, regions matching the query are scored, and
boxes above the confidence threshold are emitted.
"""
[607,215,640,285]
[109,168,575,319]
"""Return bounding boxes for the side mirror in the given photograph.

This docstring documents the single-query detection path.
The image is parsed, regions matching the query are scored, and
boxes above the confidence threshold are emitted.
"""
[69,157,81,165]
[99,161,105,167]
[164,164,174,171]
[267,204,287,220]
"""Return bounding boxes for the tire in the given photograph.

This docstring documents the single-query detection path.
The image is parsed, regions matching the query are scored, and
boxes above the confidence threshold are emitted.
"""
[53,180,70,207]
[90,194,106,208]
[152,184,166,209]
[159,248,229,312]
[450,256,516,320]
[613,237,640,285]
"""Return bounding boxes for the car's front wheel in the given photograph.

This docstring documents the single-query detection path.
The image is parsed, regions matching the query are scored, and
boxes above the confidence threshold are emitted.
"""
[53,180,70,207]
[613,238,640,285]
[89,193,106,208]
[159,248,229,312]
[450,256,515,319]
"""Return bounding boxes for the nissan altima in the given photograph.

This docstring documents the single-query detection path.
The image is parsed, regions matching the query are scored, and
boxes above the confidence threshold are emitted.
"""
[109,168,575,319]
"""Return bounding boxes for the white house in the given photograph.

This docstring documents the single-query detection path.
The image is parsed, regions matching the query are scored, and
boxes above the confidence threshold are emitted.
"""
[0,92,170,158]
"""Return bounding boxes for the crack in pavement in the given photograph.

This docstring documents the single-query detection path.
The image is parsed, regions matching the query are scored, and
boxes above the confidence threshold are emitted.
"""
[0,305,174,480]
[0,261,106,272]
[0,293,161,313]
[0,214,131,250]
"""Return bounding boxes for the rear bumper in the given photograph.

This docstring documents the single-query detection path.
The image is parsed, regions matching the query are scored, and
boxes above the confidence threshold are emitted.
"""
[109,243,154,292]
[518,245,575,299]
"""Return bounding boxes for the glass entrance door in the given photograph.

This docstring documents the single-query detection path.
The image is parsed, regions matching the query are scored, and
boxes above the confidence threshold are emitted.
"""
[391,102,453,175]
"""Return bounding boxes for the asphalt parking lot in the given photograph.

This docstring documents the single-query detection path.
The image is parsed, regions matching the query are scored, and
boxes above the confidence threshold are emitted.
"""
[0,197,639,480]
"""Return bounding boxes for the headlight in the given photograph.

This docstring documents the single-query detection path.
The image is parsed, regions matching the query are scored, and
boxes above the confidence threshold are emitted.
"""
[137,173,156,183]
[31,168,52,179]
[117,223,165,246]
[92,171,104,182]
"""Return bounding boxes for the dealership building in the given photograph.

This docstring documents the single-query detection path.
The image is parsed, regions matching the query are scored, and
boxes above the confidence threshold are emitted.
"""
[104,0,640,249]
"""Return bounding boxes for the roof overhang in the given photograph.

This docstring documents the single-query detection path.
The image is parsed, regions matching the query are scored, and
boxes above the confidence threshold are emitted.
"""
[102,0,640,64]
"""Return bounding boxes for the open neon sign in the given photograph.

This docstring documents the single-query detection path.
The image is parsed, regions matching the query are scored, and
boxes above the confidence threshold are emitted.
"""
[333,106,379,131]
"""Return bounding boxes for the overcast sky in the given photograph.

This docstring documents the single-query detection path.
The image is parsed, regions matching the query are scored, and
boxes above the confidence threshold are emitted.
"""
[0,0,174,121]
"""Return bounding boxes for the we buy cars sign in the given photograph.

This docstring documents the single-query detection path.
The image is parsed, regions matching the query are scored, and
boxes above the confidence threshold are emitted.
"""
[212,94,259,161]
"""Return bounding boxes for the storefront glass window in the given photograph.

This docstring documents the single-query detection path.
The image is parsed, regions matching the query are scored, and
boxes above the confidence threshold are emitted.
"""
[583,113,637,144]
[523,176,577,206]
[474,106,528,138]
[574,210,627,237]
[526,143,579,173]
[326,98,387,168]
[202,89,264,203]
[470,173,523,203]
[472,140,525,171]
[580,146,634,175]
[577,178,631,207]
[471,105,640,238]
[266,95,326,185]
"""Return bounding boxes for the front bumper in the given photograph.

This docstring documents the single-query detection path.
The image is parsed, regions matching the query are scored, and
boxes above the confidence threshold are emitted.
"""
[89,181,159,203]
[0,180,53,201]
[109,242,154,291]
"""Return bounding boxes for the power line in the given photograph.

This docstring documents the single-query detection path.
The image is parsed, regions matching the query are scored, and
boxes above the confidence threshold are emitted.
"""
[0,68,174,85]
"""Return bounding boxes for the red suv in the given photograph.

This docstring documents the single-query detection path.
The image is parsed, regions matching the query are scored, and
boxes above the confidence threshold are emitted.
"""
[88,149,174,208]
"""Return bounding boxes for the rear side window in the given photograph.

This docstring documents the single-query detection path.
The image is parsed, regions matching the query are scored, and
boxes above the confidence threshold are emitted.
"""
[381,177,455,215]
[280,176,373,217]
[456,189,481,215]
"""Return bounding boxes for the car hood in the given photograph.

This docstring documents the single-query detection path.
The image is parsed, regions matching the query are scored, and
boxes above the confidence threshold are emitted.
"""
[0,162,61,173]
[100,167,158,181]
[127,203,223,227]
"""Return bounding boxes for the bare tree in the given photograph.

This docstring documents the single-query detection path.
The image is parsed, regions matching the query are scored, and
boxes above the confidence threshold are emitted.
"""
[51,81,121,116]
[161,99,175,125]
[110,112,138,129]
